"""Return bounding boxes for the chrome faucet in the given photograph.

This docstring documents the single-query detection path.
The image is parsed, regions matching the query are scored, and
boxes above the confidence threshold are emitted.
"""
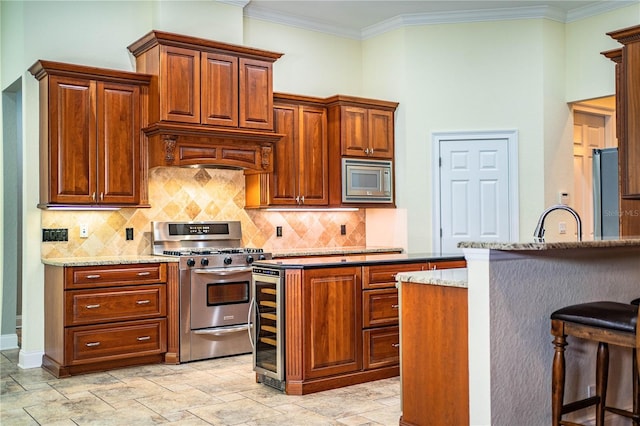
[533,204,582,242]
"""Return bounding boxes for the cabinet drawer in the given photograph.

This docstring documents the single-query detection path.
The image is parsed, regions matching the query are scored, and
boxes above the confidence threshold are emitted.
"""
[65,285,166,326]
[363,288,398,328]
[66,263,166,289]
[428,260,466,270]
[65,319,167,364]
[363,326,399,370]
[363,263,427,289]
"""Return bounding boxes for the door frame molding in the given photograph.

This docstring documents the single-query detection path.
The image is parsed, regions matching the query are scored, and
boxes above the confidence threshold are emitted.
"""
[431,130,520,254]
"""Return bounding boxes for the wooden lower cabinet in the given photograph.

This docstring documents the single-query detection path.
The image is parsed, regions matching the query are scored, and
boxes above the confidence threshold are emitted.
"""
[399,280,469,426]
[43,262,179,378]
[283,261,466,395]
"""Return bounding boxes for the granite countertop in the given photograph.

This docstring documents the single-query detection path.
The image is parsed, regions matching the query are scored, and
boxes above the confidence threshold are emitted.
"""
[253,252,465,269]
[42,255,179,267]
[458,238,640,250]
[395,268,468,288]
[271,246,404,258]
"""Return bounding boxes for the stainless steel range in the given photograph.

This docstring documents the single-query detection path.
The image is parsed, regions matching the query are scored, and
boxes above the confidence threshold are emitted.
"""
[152,221,272,362]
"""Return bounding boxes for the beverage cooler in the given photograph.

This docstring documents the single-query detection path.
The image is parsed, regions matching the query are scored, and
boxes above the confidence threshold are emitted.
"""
[251,266,285,391]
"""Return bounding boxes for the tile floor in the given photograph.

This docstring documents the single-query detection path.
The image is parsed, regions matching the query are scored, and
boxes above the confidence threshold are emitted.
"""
[0,349,400,425]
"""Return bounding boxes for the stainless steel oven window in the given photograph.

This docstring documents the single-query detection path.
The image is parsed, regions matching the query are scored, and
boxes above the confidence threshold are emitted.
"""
[206,281,249,306]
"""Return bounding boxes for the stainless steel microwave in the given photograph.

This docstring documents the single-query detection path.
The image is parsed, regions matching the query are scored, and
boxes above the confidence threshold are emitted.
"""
[342,158,393,203]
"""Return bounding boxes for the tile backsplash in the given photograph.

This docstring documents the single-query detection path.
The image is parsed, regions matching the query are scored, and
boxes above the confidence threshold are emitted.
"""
[41,167,366,258]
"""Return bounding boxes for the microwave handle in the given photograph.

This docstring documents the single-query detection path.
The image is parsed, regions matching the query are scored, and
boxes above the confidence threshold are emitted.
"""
[382,169,391,193]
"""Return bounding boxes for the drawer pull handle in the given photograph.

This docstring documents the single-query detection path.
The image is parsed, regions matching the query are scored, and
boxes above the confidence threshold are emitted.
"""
[86,274,101,279]
[85,342,101,347]
[392,343,400,348]
[136,300,151,305]
[137,271,151,276]
[137,336,151,341]
[391,304,399,309]
[85,304,101,309]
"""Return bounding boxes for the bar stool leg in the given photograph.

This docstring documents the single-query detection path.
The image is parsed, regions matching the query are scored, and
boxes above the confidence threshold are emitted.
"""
[552,333,568,426]
[595,342,609,426]
[634,349,639,426]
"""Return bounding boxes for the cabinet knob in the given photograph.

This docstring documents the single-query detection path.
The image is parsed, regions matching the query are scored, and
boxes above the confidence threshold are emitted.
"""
[136,300,151,305]
[85,304,101,309]
[301,195,305,204]
[86,274,101,279]
[85,342,101,347]
[392,343,400,348]
[391,304,399,309]
[137,271,151,276]
[137,336,151,341]
[364,148,370,154]
[92,192,97,202]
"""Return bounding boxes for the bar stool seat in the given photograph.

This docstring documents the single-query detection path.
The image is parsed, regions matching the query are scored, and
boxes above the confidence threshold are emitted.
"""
[550,301,639,426]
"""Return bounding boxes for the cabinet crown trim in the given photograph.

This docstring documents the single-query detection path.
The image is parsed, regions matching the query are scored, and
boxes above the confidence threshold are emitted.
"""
[29,60,152,84]
[127,30,283,61]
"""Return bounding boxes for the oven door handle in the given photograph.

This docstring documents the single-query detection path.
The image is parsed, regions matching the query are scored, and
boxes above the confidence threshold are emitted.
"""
[193,324,252,336]
[193,267,252,276]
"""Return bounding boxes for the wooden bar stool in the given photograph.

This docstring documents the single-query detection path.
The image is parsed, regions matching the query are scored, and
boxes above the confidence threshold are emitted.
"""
[550,301,639,426]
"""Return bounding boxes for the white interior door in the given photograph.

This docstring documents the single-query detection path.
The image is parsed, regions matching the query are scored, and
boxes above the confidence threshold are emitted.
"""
[573,110,608,241]
[433,131,517,254]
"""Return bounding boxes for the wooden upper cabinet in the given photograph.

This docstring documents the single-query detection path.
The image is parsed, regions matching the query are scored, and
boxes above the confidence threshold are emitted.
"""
[239,58,274,130]
[327,96,398,159]
[201,51,237,127]
[160,46,200,123]
[606,25,640,199]
[245,94,328,207]
[29,61,151,208]
[128,31,281,131]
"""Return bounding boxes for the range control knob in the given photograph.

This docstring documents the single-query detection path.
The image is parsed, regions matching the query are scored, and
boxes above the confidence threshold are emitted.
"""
[246,255,254,264]
[224,256,233,265]
[186,258,196,267]
[258,254,266,261]
[201,258,209,266]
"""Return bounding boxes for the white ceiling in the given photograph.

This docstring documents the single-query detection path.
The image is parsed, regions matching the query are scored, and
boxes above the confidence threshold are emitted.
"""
[242,0,638,39]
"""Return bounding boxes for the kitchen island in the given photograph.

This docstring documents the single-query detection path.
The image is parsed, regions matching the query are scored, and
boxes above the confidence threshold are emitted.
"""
[251,253,465,395]
[459,240,640,426]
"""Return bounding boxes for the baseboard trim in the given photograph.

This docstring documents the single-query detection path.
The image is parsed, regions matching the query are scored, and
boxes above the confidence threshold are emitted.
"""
[18,349,44,369]
[0,333,19,350]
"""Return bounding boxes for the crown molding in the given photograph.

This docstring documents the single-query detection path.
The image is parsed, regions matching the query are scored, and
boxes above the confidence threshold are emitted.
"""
[243,1,640,41]
[218,0,250,8]
[363,5,567,39]
[565,0,638,22]
[243,4,362,40]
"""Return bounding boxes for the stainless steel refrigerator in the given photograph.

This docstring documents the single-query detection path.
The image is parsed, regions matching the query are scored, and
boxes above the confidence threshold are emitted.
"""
[592,147,619,239]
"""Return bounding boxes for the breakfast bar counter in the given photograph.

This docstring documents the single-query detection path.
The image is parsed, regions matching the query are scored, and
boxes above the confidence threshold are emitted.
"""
[460,240,640,425]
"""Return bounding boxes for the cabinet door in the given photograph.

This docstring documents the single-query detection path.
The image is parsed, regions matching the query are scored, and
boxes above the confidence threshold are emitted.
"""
[270,104,299,205]
[96,81,141,205]
[303,267,362,379]
[201,52,238,127]
[340,105,368,157]
[160,45,200,123]
[298,105,328,205]
[368,109,394,159]
[48,75,97,204]
[239,58,273,130]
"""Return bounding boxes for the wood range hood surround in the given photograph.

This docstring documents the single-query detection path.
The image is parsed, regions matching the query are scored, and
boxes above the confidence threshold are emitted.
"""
[128,30,285,172]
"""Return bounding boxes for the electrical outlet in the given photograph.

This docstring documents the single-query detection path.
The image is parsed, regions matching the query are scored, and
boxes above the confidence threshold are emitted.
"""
[126,228,134,241]
[587,384,596,397]
[276,226,283,237]
[42,228,68,242]
[80,224,88,238]
[559,222,567,234]
[340,224,346,235]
